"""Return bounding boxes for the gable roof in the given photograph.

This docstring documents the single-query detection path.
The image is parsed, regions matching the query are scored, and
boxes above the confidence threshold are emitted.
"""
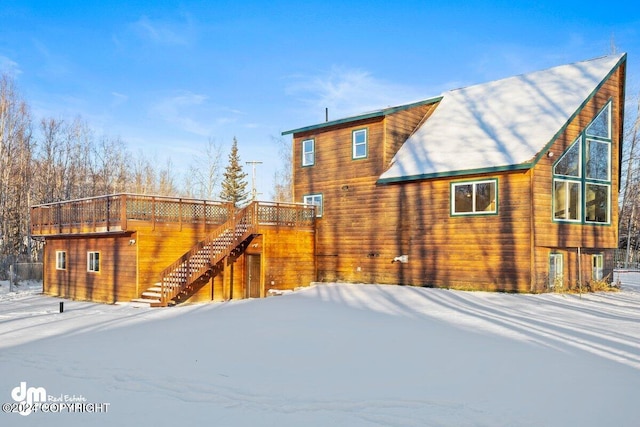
[281,97,442,136]
[378,53,627,183]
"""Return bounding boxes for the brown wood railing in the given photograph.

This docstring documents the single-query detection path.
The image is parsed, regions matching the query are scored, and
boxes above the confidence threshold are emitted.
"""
[30,194,234,236]
[158,201,315,306]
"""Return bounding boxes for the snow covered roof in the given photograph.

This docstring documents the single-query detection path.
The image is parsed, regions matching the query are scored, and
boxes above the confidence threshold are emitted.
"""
[378,53,626,183]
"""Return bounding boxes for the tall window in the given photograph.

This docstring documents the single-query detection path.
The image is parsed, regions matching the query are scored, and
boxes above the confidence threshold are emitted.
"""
[56,251,66,270]
[549,253,563,289]
[303,194,323,217]
[553,101,612,224]
[87,252,100,273]
[451,179,497,215]
[302,139,315,166]
[352,129,367,159]
[592,254,604,280]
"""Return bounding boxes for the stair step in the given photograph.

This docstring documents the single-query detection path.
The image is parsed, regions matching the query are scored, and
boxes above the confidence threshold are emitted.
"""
[142,291,162,298]
[131,298,163,308]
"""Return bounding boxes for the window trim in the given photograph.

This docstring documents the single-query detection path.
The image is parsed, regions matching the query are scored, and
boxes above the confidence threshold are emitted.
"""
[87,251,100,273]
[552,100,612,225]
[450,178,498,216]
[303,193,323,218]
[352,128,368,160]
[586,102,611,140]
[584,182,611,224]
[585,138,611,182]
[592,253,604,281]
[302,138,315,167]
[56,251,66,270]
[549,253,564,289]
[553,178,582,223]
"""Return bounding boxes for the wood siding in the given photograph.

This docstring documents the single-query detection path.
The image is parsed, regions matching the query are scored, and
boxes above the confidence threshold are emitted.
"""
[43,222,316,304]
[529,61,624,291]
[44,233,136,303]
[292,62,624,292]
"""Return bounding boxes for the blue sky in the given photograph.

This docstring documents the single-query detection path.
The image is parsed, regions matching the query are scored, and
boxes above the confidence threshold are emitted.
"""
[1,0,639,198]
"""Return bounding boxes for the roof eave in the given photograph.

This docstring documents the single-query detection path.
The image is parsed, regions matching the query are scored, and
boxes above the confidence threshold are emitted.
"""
[377,163,533,185]
[281,96,443,136]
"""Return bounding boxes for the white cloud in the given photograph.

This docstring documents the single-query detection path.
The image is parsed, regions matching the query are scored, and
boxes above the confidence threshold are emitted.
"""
[111,92,128,107]
[150,91,243,136]
[0,55,22,76]
[286,66,430,120]
[131,14,196,46]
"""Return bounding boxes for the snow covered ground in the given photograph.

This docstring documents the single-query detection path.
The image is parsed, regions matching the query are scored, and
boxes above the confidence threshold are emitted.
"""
[1,273,639,426]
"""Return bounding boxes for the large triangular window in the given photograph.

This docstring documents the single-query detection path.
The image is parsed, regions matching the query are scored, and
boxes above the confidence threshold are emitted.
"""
[586,103,611,139]
[553,101,612,224]
[553,137,581,178]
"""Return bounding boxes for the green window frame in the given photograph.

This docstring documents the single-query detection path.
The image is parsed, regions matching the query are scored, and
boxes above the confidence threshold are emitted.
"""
[451,179,498,216]
[87,251,100,273]
[352,129,367,159]
[303,194,323,217]
[56,251,66,270]
[302,139,315,167]
[553,101,612,225]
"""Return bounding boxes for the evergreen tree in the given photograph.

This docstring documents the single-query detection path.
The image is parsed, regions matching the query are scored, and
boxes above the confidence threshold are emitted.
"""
[219,137,249,206]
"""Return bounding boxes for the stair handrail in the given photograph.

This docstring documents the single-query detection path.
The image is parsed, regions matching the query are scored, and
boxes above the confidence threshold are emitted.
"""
[159,202,259,306]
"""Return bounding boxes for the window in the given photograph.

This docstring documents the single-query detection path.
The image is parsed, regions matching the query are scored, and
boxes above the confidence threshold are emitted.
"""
[451,179,497,215]
[56,251,66,270]
[553,101,612,224]
[302,139,314,166]
[585,183,610,223]
[303,194,323,217]
[87,252,100,273]
[592,254,604,281]
[553,179,581,221]
[352,129,367,159]
[549,253,564,289]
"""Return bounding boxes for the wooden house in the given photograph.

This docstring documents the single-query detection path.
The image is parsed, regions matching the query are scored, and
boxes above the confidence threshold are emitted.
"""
[282,53,627,292]
[31,54,627,305]
[31,195,316,305]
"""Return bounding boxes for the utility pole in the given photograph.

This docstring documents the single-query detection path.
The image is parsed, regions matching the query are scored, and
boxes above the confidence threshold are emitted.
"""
[246,160,263,201]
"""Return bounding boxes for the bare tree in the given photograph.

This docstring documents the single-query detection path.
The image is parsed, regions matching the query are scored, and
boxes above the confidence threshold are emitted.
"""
[90,135,130,195]
[0,74,33,258]
[271,135,292,202]
[157,158,178,196]
[130,149,159,195]
[188,137,223,199]
[619,92,640,252]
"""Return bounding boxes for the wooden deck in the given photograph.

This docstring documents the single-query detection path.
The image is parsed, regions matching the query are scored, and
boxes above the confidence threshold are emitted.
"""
[31,194,235,236]
[34,194,317,305]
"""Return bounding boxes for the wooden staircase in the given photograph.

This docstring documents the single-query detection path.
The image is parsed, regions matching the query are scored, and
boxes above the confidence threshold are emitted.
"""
[132,202,259,307]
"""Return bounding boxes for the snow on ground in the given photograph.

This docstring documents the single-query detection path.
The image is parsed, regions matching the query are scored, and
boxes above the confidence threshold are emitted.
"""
[1,274,639,426]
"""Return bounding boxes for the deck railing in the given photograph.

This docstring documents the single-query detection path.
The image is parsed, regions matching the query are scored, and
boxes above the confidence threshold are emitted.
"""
[30,194,235,236]
[158,201,315,305]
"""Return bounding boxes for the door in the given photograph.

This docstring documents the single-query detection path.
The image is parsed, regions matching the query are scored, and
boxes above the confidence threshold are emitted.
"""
[246,254,261,298]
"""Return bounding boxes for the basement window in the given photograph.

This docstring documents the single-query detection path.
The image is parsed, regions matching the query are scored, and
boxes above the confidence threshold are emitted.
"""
[451,179,497,215]
[56,251,66,270]
[87,251,100,273]
[592,254,604,280]
[549,253,564,289]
